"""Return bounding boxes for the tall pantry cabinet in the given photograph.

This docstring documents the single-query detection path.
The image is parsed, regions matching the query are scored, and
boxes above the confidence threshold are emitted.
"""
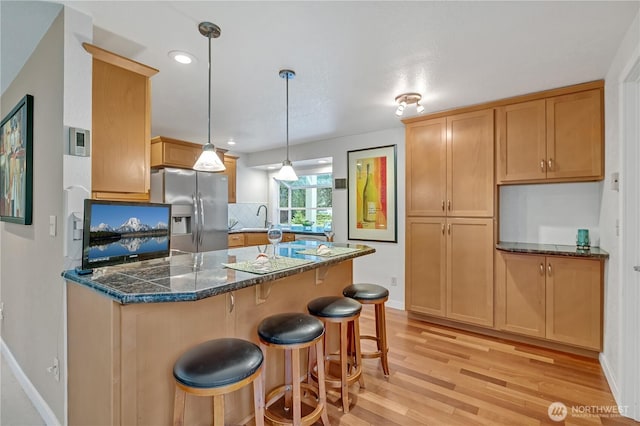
[406,109,495,327]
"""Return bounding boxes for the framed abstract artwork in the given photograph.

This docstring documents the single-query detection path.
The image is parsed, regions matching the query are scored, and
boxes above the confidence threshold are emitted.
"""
[347,144,397,242]
[0,94,33,225]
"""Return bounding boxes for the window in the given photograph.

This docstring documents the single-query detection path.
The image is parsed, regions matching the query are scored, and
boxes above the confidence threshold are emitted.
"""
[278,173,332,227]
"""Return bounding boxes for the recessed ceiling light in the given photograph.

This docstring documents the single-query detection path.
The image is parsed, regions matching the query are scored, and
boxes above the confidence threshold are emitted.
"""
[227,139,236,146]
[267,166,276,170]
[318,160,327,164]
[168,50,195,65]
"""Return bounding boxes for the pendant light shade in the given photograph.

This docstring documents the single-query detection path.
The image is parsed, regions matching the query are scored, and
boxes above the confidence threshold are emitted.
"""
[275,69,297,182]
[193,21,226,172]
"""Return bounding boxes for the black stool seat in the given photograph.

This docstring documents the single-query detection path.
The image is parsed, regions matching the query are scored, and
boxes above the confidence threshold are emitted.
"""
[343,283,389,300]
[307,296,362,318]
[173,338,263,389]
[258,313,324,345]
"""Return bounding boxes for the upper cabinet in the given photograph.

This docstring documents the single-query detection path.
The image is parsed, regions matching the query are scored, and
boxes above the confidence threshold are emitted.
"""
[406,109,494,217]
[150,136,238,203]
[497,87,603,184]
[84,43,159,202]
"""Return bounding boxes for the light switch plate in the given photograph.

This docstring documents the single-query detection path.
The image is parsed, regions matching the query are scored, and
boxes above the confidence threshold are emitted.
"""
[611,172,620,191]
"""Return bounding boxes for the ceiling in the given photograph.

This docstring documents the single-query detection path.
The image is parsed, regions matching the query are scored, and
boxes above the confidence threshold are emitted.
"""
[3,1,639,155]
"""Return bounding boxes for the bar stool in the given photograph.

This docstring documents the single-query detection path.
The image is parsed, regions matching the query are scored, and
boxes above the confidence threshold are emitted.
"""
[257,313,330,426]
[343,283,390,376]
[172,337,265,426]
[307,296,363,413]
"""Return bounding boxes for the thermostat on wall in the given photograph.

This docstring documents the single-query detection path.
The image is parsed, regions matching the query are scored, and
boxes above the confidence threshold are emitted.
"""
[69,127,90,157]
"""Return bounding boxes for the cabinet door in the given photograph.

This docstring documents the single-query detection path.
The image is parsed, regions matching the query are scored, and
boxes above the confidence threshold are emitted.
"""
[496,100,546,183]
[546,89,603,181]
[405,217,446,317]
[546,256,602,350]
[245,233,269,247]
[406,118,447,216]
[446,218,494,326]
[495,252,545,337]
[447,109,494,217]
[223,156,237,203]
[92,59,151,195]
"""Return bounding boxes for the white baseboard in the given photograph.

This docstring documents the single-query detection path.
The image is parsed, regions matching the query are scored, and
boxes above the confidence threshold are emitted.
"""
[599,352,621,404]
[0,339,61,426]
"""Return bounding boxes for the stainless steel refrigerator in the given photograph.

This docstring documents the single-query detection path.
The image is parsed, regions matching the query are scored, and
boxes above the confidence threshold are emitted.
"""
[150,168,228,252]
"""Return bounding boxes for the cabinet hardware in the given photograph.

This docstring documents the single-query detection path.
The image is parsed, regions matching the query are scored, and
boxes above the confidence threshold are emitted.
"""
[539,263,544,275]
[548,158,553,170]
[447,200,451,211]
[441,200,445,211]
[441,224,445,235]
[547,263,552,276]
[447,224,451,235]
[228,292,235,313]
[540,159,545,171]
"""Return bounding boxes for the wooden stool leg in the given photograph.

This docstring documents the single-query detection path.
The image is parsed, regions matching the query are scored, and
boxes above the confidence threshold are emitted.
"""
[173,386,186,426]
[377,303,390,376]
[353,317,365,389]
[308,339,317,384]
[339,320,350,413]
[284,349,292,412]
[253,367,265,426]
[212,394,224,426]
[315,339,330,426]
[292,348,302,425]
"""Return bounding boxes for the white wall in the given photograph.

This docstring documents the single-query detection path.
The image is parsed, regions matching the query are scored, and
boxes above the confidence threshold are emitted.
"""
[246,127,406,309]
[0,6,93,424]
[599,9,640,407]
[1,9,66,423]
[233,154,269,203]
[500,182,603,246]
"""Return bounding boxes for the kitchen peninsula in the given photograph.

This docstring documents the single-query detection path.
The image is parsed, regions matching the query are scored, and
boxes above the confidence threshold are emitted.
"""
[63,241,375,425]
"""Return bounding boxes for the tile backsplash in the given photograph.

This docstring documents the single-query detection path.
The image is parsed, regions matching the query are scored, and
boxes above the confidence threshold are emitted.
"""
[228,202,269,230]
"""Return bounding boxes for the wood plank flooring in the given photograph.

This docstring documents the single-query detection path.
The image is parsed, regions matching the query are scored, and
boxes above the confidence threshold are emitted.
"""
[317,306,638,426]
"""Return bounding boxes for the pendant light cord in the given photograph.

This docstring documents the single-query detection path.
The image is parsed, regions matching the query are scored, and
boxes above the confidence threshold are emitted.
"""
[286,74,290,162]
[207,33,212,146]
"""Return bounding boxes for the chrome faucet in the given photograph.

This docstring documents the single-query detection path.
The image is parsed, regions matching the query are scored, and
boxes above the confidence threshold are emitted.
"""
[256,204,268,228]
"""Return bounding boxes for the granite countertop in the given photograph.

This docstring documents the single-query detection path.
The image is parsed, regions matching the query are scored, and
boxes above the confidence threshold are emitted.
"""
[496,241,609,259]
[62,241,374,305]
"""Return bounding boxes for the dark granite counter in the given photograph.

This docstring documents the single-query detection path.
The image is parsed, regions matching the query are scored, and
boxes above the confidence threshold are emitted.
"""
[62,241,374,304]
[497,241,609,259]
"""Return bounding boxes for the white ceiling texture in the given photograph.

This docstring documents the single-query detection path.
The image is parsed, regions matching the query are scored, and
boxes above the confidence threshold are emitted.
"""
[3,1,639,156]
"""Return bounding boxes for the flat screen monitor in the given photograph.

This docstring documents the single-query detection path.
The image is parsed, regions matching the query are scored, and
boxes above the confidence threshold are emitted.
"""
[81,199,171,270]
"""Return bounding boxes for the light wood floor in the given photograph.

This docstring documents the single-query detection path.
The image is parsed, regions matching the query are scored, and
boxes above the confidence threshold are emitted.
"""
[318,306,638,426]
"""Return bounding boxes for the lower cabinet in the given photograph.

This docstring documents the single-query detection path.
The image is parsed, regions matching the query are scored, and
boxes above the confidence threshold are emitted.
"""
[228,232,295,247]
[496,251,602,350]
[406,217,494,327]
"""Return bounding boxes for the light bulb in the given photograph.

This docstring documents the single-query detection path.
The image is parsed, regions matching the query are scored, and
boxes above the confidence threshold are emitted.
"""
[416,103,425,113]
[395,106,405,116]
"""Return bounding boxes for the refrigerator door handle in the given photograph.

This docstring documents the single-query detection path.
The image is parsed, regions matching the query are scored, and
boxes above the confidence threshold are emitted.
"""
[192,193,198,246]
[198,192,205,247]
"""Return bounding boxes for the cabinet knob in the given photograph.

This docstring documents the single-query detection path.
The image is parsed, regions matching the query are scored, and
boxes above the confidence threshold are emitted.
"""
[540,159,545,172]
[548,158,553,170]
[447,200,451,211]
[441,224,445,235]
[447,223,451,235]
[547,263,552,276]
[539,263,544,275]
[442,200,445,211]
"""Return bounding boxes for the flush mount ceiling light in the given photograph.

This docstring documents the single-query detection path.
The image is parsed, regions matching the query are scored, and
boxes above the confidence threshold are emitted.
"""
[274,69,298,182]
[168,50,195,65]
[395,92,425,117]
[193,21,226,172]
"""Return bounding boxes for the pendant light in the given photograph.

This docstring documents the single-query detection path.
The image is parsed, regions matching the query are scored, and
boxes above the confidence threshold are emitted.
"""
[275,69,298,181]
[193,21,226,172]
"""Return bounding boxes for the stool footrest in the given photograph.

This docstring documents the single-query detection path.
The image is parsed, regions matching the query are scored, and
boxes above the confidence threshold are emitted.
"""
[264,382,324,426]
